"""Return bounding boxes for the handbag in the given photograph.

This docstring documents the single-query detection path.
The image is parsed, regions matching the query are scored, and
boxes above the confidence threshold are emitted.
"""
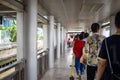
[80,53,88,64]
[105,39,120,80]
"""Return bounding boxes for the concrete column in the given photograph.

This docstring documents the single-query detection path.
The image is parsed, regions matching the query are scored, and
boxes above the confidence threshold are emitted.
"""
[47,25,50,48]
[54,26,57,47]
[43,24,48,50]
[63,27,66,52]
[17,12,24,61]
[57,23,61,58]
[49,16,54,68]
[64,29,67,50]
[24,0,38,80]
[61,27,64,55]
[60,27,62,55]
[110,16,116,35]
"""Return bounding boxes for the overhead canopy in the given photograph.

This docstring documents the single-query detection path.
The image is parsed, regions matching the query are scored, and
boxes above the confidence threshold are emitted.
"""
[39,0,120,31]
[1,0,120,31]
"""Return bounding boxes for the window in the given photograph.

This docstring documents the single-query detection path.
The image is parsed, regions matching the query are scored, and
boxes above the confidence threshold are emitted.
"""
[37,27,43,50]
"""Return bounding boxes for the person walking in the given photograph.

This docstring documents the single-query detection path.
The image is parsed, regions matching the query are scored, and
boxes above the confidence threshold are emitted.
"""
[73,34,85,80]
[85,23,105,80]
[96,11,120,80]
[80,32,89,75]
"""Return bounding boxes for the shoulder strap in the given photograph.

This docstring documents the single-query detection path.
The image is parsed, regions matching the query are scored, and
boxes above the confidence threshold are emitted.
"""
[105,39,114,74]
[105,39,120,79]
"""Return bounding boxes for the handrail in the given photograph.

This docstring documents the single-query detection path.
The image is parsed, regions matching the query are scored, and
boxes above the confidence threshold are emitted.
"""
[0,62,17,74]
[0,59,24,74]
[0,59,25,80]
[0,71,17,80]
[37,48,49,54]
[0,49,49,80]
[37,48,43,52]
[37,49,49,59]
[0,49,49,73]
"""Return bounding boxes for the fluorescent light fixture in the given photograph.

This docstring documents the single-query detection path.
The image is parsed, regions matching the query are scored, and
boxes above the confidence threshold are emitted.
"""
[67,31,83,33]
[102,21,110,26]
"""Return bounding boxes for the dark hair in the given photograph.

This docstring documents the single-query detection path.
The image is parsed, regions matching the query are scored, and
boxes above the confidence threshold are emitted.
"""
[91,23,100,33]
[115,11,120,28]
[74,34,79,40]
[84,32,89,38]
[79,32,85,40]
[71,35,73,38]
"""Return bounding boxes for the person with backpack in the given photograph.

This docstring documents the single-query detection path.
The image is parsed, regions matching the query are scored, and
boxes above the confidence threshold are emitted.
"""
[96,11,120,80]
[85,23,105,80]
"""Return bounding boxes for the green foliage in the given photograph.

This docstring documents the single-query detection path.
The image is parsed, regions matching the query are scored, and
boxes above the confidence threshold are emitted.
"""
[0,22,17,42]
[6,22,17,42]
[37,34,44,40]
[0,25,5,39]
[0,25,5,30]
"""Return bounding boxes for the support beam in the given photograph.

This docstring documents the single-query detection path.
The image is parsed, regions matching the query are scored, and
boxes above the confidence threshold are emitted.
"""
[23,0,38,80]
[17,12,24,61]
[54,26,57,47]
[37,13,48,24]
[64,29,67,50]
[49,16,54,68]
[0,0,23,11]
[61,27,64,55]
[57,23,61,59]
[0,11,16,13]
[43,24,48,50]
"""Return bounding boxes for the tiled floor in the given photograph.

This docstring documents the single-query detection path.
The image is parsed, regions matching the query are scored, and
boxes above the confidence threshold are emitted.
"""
[41,48,87,80]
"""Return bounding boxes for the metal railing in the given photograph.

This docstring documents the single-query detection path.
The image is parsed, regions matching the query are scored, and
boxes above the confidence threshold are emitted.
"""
[54,47,57,61]
[37,49,49,79]
[0,49,49,80]
[0,59,25,80]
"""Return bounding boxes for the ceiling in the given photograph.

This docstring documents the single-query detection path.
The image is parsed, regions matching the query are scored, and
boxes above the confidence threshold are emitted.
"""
[1,0,120,31]
[0,4,15,16]
[39,0,120,31]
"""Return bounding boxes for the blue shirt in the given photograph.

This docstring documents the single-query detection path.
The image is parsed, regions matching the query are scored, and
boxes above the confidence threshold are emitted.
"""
[99,35,120,80]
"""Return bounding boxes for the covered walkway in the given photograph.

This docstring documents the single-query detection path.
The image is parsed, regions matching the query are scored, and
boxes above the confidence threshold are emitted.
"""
[41,48,87,80]
[0,0,120,80]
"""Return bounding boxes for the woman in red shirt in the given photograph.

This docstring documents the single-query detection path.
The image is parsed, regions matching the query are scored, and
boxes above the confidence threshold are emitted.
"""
[73,34,85,79]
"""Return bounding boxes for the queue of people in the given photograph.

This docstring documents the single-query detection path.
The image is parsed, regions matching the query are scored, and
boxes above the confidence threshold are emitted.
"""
[72,11,120,80]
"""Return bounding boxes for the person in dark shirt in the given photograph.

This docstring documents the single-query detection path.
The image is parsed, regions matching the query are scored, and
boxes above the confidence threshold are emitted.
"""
[96,11,120,80]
